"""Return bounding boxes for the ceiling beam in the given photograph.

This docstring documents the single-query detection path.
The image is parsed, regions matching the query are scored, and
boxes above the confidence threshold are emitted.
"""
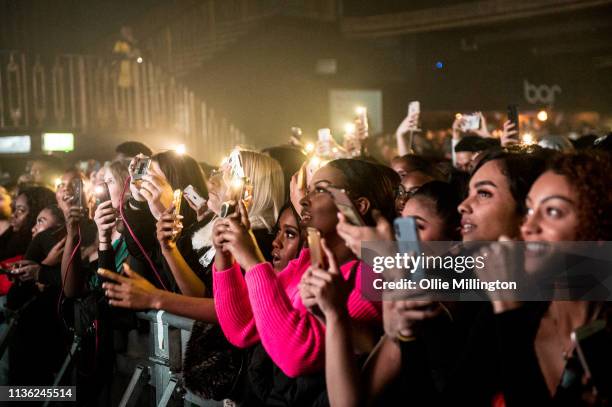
[341,0,612,38]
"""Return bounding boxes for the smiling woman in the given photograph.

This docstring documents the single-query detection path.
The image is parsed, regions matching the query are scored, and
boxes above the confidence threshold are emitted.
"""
[458,149,549,241]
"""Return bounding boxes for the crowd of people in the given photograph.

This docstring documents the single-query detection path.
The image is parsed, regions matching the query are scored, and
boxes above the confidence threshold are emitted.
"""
[0,109,611,406]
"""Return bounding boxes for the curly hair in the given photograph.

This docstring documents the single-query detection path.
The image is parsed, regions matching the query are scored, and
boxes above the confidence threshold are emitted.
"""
[547,151,612,240]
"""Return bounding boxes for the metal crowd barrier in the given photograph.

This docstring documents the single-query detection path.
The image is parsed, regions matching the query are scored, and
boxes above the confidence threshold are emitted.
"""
[119,310,224,407]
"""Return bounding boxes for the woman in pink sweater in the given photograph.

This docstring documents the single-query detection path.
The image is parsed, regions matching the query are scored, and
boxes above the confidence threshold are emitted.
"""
[212,159,400,378]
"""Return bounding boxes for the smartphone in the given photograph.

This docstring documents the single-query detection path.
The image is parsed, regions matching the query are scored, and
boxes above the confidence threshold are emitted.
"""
[71,178,83,208]
[228,149,245,179]
[462,113,481,131]
[172,189,182,217]
[394,216,421,256]
[507,105,519,140]
[307,227,324,268]
[408,101,420,116]
[183,185,206,208]
[572,320,612,396]
[318,128,331,142]
[296,163,308,191]
[94,182,111,205]
[327,186,365,226]
[132,156,151,181]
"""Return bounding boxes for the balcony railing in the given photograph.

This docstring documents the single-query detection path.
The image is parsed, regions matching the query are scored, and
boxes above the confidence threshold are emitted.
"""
[0,50,245,164]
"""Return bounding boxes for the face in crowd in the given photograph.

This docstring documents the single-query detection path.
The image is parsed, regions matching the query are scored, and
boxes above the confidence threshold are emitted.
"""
[56,170,90,213]
[10,194,29,232]
[458,160,523,241]
[402,195,448,242]
[521,171,578,243]
[31,208,62,237]
[455,151,478,173]
[391,158,435,215]
[271,206,301,271]
[102,166,125,209]
[205,171,225,216]
[299,164,349,237]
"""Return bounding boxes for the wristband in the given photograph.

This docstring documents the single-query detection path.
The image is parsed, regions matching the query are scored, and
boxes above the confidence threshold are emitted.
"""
[128,196,148,210]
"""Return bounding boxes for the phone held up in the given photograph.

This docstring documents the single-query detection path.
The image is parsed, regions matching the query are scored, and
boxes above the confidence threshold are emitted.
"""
[326,186,365,226]
[393,216,424,277]
[132,156,152,182]
[507,104,519,140]
[94,182,111,206]
[71,178,83,209]
[183,185,206,209]
[171,189,183,240]
[307,227,325,269]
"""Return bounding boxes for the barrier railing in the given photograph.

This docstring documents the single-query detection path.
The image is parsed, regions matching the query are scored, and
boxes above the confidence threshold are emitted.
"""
[119,310,223,407]
[0,50,245,164]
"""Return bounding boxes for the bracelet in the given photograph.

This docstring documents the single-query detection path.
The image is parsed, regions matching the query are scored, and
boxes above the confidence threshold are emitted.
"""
[99,240,110,244]
[396,333,417,343]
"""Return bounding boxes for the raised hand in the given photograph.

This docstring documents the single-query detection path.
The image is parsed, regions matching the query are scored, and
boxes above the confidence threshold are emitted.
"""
[501,120,519,147]
[139,165,174,220]
[302,238,356,318]
[336,210,393,259]
[42,237,66,266]
[184,191,209,222]
[94,200,117,244]
[156,205,183,251]
[217,200,264,271]
[99,263,161,310]
[383,300,443,341]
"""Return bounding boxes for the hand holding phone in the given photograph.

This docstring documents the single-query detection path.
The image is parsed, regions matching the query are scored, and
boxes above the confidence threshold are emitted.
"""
[461,113,481,131]
[407,101,420,131]
[507,105,519,141]
[71,178,84,209]
[183,185,206,209]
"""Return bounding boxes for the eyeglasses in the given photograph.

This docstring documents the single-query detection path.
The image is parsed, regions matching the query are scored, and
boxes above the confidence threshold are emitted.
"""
[395,185,419,200]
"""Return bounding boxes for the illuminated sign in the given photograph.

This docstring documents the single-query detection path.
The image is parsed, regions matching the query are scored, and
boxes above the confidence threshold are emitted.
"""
[0,135,31,153]
[42,132,74,152]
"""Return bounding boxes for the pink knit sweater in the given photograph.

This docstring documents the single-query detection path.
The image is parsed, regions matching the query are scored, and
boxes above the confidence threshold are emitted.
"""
[213,248,381,377]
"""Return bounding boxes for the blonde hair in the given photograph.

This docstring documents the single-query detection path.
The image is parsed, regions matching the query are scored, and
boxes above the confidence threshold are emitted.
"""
[106,160,130,186]
[238,149,285,231]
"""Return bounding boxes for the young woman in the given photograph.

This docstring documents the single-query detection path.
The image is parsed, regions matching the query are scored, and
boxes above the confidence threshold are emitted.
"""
[99,149,285,320]
[31,204,64,238]
[0,186,56,263]
[3,187,61,386]
[108,150,209,293]
[483,151,612,406]
[458,149,548,241]
[401,180,462,242]
[307,180,468,407]
[210,159,397,406]
[390,154,445,215]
